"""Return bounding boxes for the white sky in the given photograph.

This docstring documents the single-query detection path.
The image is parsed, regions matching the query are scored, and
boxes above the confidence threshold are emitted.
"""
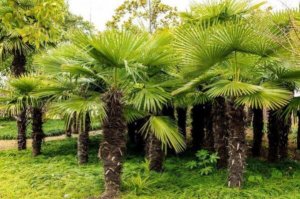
[68,0,300,30]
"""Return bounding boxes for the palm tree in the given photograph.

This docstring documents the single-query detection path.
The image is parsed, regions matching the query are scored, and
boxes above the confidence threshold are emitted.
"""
[0,0,66,150]
[33,75,105,164]
[173,8,292,187]
[0,76,46,155]
[265,66,300,161]
[0,26,31,149]
[49,95,103,164]
[35,30,185,198]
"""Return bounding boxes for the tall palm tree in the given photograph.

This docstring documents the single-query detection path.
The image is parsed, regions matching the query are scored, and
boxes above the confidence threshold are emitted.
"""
[35,30,185,198]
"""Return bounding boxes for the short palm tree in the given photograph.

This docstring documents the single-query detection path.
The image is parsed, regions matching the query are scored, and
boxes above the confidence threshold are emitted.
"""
[35,30,185,198]
[0,75,45,155]
[35,76,105,164]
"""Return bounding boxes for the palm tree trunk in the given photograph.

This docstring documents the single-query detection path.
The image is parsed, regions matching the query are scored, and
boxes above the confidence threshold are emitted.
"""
[145,105,173,171]
[227,99,246,188]
[191,104,205,151]
[12,51,27,150]
[203,102,214,152]
[245,108,253,127]
[65,119,72,138]
[17,108,27,150]
[297,111,300,150]
[278,115,291,160]
[71,113,79,135]
[268,110,279,162]
[212,97,228,169]
[11,51,26,77]
[146,133,164,172]
[99,89,126,199]
[78,114,91,164]
[32,107,44,156]
[176,107,187,138]
[252,108,263,157]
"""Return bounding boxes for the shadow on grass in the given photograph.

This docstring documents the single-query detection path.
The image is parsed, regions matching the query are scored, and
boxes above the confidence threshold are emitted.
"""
[40,135,101,163]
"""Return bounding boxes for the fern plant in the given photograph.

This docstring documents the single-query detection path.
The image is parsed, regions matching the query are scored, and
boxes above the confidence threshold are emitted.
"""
[186,150,219,176]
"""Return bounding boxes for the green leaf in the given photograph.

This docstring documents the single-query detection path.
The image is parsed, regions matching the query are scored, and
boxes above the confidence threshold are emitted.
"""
[140,116,186,153]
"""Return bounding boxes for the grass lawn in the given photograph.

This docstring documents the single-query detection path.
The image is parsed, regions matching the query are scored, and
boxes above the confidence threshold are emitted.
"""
[0,136,300,199]
[0,119,65,140]
[0,119,101,140]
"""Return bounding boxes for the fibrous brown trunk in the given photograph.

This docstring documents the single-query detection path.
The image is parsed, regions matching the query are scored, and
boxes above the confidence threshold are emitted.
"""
[17,108,27,150]
[176,107,187,138]
[11,51,26,77]
[252,108,263,157]
[32,107,44,156]
[146,133,164,172]
[212,97,228,169]
[227,99,246,188]
[297,111,300,150]
[78,114,90,164]
[99,89,126,199]
[203,102,214,152]
[71,114,79,135]
[12,51,27,150]
[191,104,205,151]
[245,107,253,127]
[145,105,172,170]
[268,110,279,162]
[278,115,291,160]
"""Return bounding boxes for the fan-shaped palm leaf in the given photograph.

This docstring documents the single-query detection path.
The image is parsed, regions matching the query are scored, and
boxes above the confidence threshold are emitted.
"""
[140,116,186,153]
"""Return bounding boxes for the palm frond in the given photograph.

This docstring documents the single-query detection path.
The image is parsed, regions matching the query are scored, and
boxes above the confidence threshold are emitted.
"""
[128,85,171,114]
[206,80,260,97]
[123,105,148,123]
[140,116,186,153]
[235,85,292,109]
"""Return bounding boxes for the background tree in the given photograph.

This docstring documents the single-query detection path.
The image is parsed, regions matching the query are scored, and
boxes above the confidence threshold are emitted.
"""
[173,1,293,187]
[106,0,179,32]
[0,75,46,156]
[0,0,66,150]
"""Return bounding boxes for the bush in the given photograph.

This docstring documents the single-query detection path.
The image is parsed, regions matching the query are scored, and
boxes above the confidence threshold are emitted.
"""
[185,150,219,175]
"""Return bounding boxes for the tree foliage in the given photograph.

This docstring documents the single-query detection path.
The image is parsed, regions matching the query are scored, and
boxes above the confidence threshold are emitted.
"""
[106,0,179,32]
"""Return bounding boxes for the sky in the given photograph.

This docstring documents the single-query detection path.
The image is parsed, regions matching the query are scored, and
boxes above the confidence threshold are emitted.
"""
[68,0,300,30]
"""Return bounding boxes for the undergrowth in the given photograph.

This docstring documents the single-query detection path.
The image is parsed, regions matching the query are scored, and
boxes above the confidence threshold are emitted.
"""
[0,137,299,199]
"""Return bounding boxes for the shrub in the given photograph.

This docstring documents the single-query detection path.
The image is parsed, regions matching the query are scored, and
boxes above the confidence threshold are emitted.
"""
[185,150,219,175]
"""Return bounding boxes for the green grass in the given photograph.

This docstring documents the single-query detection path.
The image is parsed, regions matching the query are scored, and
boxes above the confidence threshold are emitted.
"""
[0,119,65,140]
[0,119,101,140]
[0,137,300,199]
